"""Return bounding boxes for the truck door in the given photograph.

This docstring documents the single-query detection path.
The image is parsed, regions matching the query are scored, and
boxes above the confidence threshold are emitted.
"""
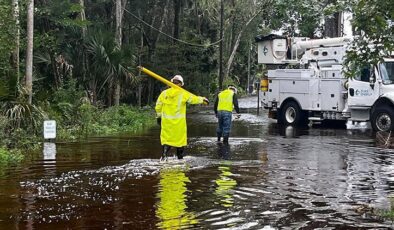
[348,67,380,107]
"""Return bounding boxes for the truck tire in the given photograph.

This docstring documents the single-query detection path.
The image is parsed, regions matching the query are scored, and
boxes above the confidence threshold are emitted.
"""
[371,107,394,132]
[279,101,307,126]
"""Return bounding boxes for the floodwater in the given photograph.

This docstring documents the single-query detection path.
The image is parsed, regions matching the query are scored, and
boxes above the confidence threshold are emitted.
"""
[1,97,394,229]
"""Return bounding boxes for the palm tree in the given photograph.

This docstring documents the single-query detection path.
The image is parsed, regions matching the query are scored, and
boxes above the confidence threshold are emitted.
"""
[85,30,136,106]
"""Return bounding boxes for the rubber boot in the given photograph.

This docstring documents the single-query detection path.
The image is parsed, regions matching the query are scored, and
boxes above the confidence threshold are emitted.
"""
[176,147,184,160]
[223,136,229,144]
[217,135,221,142]
[160,145,171,161]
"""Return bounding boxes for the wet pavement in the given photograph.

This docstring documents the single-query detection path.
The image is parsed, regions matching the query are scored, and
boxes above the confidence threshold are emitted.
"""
[1,96,394,229]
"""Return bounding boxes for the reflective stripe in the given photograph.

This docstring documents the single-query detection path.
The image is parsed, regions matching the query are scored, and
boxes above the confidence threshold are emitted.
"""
[162,113,186,119]
[176,93,183,115]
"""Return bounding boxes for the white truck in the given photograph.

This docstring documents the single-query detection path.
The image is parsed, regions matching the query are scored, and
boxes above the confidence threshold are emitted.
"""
[256,34,394,131]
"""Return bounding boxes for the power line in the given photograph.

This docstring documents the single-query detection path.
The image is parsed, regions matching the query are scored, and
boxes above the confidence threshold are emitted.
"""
[123,7,222,48]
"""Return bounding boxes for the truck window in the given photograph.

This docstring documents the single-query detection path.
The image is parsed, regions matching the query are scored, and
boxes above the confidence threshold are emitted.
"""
[380,62,394,84]
[354,67,370,82]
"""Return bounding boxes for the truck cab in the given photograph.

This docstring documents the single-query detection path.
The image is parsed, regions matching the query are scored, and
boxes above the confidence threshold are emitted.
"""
[256,34,394,131]
[347,60,394,131]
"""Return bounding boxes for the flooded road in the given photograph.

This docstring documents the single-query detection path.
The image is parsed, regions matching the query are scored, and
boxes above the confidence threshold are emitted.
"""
[1,97,394,229]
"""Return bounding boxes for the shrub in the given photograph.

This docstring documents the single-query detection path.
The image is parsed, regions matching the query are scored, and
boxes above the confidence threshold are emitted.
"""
[0,147,24,165]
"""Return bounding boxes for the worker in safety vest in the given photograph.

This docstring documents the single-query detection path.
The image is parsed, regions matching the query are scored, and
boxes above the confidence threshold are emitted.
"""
[214,85,240,143]
[155,75,209,161]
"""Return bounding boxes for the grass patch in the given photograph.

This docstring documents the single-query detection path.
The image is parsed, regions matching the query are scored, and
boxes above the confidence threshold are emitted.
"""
[377,197,394,222]
[56,105,155,140]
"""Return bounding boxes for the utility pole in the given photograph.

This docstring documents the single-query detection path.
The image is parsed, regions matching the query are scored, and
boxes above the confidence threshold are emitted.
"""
[219,0,224,90]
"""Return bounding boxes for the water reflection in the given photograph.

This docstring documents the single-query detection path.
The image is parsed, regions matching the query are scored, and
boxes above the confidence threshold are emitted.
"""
[217,143,231,160]
[156,168,198,229]
[43,142,56,161]
[215,162,237,208]
[267,123,306,138]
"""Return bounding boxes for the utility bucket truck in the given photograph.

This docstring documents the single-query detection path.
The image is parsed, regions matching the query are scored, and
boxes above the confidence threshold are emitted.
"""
[256,34,394,131]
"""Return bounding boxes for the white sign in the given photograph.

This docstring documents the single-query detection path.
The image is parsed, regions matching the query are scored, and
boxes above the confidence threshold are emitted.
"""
[44,120,56,139]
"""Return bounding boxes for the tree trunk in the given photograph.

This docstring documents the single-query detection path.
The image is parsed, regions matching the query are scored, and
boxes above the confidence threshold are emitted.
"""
[324,0,342,38]
[138,85,142,107]
[79,0,87,38]
[138,28,144,107]
[114,0,124,106]
[223,8,263,82]
[11,0,20,86]
[107,82,113,107]
[79,0,88,92]
[26,0,34,104]
[155,0,170,44]
[143,1,168,105]
[115,0,122,52]
[324,12,341,37]
[173,0,181,41]
[50,53,60,89]
[218,0,224,90]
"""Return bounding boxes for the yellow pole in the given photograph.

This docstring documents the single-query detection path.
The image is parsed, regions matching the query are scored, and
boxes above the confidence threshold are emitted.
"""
[138,66,198,97]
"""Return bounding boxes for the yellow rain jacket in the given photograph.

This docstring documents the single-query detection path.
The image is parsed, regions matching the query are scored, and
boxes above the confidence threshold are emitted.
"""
[155,88,204,147]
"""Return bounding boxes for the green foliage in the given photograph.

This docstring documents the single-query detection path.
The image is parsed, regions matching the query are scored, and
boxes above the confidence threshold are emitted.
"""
[1,89,46,132]
[344,0,394,78]
[0,2,15,77]
[0,95,45,149]
[85,29,136,101]
[153,42,216,97]
[376,197,394,222]
[78,102,96,135]
[53,79,84,105]
[56,104,155,139]
[269,0,325,37]
[91,105,154,135]
[36,0,89,29]
[0,147,23,165]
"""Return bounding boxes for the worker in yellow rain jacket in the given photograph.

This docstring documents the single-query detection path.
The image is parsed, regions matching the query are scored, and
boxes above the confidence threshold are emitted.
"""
[155,75,209,160]
[214,85,240,144]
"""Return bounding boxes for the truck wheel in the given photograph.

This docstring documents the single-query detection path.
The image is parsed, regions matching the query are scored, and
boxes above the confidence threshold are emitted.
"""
[280,101,307,126]
[371,107,394,132]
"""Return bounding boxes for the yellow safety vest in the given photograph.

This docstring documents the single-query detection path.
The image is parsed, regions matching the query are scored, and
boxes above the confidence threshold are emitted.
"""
[155,88,204,147]
[217,89,234,112]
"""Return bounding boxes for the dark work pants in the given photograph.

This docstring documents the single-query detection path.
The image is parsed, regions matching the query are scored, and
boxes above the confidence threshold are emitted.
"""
[216,111,232,138]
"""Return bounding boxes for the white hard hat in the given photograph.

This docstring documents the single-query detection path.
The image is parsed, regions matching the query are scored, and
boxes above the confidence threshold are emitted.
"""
[228,85,237,94]
[171,75,184,86]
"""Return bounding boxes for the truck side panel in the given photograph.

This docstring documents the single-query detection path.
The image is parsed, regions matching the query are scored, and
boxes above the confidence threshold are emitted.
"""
[320,79,345,111]
[268,69,316,111]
